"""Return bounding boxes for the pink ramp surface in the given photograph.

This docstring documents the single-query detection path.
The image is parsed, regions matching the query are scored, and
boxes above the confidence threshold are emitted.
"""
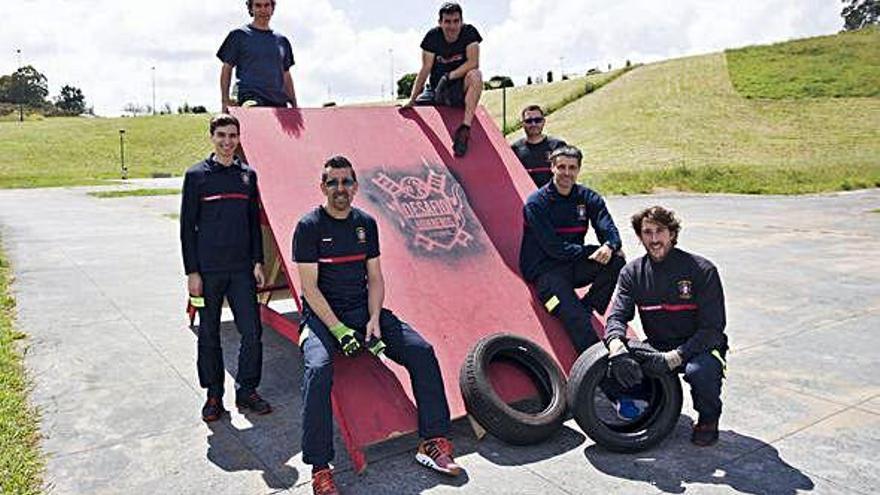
[232,105,596,466]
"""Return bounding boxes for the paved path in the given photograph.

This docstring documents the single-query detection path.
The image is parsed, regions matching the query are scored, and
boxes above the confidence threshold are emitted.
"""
[1,180,877,494]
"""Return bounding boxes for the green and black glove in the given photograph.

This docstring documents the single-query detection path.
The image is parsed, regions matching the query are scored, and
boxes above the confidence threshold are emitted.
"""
[607,338,643,389]
[329,323,361,356]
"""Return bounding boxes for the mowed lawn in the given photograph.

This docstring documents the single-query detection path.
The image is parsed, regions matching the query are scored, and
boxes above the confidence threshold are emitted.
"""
[546,51,880,194]
[0,114,211,188]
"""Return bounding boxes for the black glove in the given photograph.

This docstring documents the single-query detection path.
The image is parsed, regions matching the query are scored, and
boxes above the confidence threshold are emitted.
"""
[433,73,451,106]
[608,352,643,389]
[628,340,680,375]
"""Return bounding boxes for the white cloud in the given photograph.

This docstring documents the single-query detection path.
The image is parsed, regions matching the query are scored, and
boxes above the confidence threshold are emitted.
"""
[0,1,843,116]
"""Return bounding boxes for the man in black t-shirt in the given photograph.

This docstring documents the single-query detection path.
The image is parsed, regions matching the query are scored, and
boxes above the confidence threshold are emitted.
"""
[511,105,568,187]
[292,156,461,494]
[404,2,484,157]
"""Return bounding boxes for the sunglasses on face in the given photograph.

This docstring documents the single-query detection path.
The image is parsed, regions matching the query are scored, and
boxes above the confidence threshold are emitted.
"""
[523,117,545,125]
[324,178,356,188]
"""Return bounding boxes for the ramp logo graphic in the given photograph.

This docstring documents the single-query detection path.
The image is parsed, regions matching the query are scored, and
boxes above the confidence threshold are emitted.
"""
[369,167,476,254]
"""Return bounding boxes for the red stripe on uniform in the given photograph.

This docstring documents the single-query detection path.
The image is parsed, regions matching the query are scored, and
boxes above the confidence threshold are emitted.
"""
[528,167,552,174]
[201,193,249,202]
[555,226,588,234]
[318,253,367,264]
[639,303,698,312]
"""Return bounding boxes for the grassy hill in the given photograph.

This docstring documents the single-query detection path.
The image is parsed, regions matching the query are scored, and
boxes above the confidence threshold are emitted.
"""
[544,29,880,194]
[0,29,878,194]
[482,69,628,133]
[0,114,210,188]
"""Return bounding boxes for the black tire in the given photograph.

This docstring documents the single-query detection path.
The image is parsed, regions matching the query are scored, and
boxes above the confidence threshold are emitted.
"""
[459,333,568,445]
[567,342,683,453]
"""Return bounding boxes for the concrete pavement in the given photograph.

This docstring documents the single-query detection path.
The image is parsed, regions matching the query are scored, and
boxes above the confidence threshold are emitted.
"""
[1,179,877,494]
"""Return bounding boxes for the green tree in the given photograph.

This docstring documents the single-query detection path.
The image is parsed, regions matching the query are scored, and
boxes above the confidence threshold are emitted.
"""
[54,85,86,115]
[0,66,49,106]
[842,0,880,30]
[396,73,417,99]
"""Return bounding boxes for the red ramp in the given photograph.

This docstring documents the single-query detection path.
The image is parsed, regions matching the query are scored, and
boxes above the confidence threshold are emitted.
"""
[232,105,603,471]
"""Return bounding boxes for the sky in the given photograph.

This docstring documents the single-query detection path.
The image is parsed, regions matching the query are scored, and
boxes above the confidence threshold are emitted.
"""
[0,0,843,116]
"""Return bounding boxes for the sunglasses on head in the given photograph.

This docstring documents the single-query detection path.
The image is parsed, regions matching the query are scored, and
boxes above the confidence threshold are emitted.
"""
[523,117,545,124]
[324,177,356,188]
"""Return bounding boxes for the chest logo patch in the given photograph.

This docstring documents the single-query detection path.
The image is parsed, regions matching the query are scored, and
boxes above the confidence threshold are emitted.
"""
[577,204,587,221]
[241,172,250,186]
[677,279,693,300]
[369,166,476,254]
[355,226,367,244]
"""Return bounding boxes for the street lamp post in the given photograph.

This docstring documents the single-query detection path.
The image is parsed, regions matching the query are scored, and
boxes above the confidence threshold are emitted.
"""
[15,49,23,123]
[389,48,394,101]
[151,66,156,116]
[119,129,127,180]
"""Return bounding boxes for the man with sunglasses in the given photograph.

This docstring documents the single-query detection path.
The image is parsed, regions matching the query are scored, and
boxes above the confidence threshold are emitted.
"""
[511,105,568,187]
[180,114,271,422]
[293,156,461,495]
[218,0,298,112]
[404,2,483,157]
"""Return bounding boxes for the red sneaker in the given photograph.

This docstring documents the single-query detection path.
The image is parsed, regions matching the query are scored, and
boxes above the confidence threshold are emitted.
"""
[415,437,462,476]
[311,468,339,495]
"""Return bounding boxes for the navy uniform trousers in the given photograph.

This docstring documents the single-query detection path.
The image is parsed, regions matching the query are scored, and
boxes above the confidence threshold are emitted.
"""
[300,306,451,467]
[535,247,626,353]
[197,269,263,399]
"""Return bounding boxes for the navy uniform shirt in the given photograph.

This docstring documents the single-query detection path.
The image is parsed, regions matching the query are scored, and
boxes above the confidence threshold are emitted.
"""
[519,182,622,282]
[605,248,727,360]
[292,207,380,313]
[180,155,263,274]
[217,25,295,106]
[420,24,482,89]
[511,136,567,188]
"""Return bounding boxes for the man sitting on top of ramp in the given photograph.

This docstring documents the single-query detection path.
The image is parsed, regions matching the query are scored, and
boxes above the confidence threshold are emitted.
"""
[293,156,462,495]
[404,2,484,157]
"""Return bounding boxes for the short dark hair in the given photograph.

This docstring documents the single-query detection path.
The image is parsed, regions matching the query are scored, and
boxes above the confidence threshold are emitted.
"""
[521,104,544,119]
[549,145,583,166]
[439,2,463,20]
[246,0,276,16]
[631,206,681,245]
[209,113,240,135]
[321,155,358,183]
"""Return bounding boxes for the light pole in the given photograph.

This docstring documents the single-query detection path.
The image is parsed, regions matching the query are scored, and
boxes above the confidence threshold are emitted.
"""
[119,129,127,180]
[389,48,394,101]
[15,49,23,122]
[151,66,156,115]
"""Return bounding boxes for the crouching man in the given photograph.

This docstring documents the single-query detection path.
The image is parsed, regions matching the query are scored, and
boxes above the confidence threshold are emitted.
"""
[605,206,728,446]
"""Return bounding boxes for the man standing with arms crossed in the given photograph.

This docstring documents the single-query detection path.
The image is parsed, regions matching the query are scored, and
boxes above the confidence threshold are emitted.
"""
[218,0,298,111]
[604,206,728,446]
[180,114,271,422]
[405,2,483,157]
[511,105,568,188]
[293,156,461,495]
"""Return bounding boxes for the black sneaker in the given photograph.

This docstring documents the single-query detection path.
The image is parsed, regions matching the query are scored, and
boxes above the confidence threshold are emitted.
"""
[453,124,470,157]
[691,420,719,446]
[236,392,273,415]
[202,397,227,422]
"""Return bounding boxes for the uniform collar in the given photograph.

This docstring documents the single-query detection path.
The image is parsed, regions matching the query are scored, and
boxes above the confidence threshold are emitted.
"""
[207,153,243,171]
[545,180,578,200]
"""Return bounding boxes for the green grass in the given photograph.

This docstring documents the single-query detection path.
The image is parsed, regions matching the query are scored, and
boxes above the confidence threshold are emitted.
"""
[544,50,880,195]
[482,69,630,134]
[0,245,43,495]
[88,187,180,198]
[0,113,211,188]
[726,27,880,99]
